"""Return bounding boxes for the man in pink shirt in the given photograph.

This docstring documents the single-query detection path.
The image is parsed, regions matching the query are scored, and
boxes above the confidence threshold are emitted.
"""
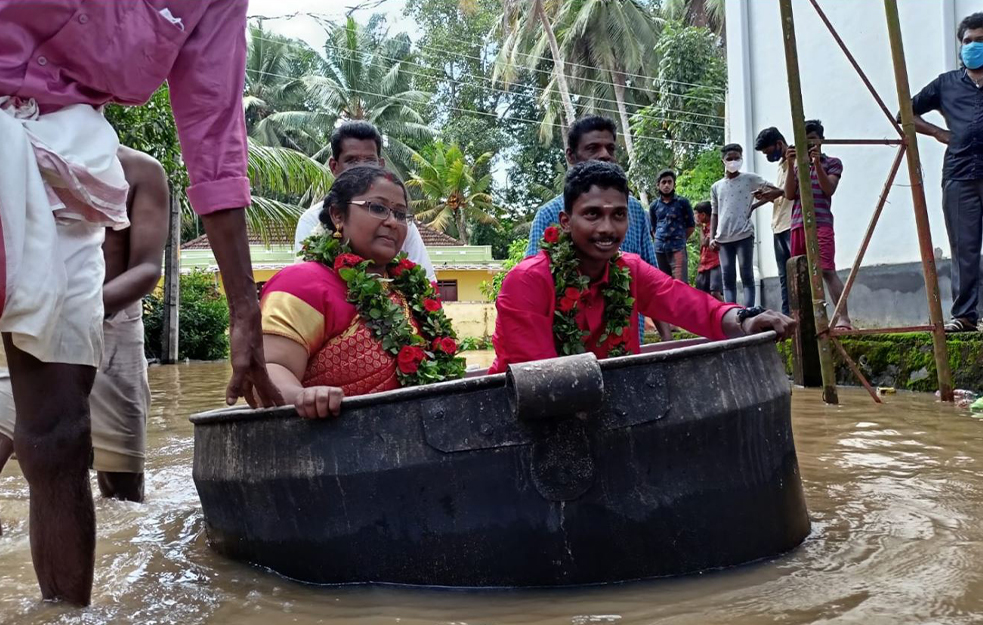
[0,1,283,605]
[490,162,794,374]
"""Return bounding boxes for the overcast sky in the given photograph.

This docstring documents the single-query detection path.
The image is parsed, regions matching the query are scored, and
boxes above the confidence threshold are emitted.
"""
[245,0,510,187]
[246,0,420,51]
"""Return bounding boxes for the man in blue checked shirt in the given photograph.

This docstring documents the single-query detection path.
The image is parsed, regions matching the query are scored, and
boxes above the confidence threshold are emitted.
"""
[526,115,670,341]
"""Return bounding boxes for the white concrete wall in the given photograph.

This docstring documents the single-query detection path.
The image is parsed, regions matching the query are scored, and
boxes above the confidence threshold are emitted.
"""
[726,0,983,280]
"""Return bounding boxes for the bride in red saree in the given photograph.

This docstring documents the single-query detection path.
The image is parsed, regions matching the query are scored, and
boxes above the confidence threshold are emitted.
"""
[259,166,464,418]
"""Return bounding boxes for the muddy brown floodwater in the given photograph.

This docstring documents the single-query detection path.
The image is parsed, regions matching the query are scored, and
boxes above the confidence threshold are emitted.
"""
[1,356,983,624]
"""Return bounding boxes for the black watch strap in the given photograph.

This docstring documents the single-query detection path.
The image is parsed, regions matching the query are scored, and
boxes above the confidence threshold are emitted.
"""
[736,306,766,324]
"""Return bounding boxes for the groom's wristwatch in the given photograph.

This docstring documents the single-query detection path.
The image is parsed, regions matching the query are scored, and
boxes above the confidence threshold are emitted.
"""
[736,306,766,334]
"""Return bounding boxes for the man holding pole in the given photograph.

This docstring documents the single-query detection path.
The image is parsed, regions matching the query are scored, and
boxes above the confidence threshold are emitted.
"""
[911,12,983,333]
[0,1,282,606]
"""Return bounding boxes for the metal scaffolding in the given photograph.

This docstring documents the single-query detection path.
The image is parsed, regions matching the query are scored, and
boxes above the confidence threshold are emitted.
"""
[778,0,954,404]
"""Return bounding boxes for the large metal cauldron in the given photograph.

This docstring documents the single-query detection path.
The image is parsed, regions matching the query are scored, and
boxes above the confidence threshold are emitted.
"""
[191,332,810,586]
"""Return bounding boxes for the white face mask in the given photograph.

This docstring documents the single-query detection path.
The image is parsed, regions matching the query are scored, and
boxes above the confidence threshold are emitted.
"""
[724,159,743,173]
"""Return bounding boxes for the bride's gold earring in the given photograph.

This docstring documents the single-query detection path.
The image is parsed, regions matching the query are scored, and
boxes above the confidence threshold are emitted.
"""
[333,224,343,239]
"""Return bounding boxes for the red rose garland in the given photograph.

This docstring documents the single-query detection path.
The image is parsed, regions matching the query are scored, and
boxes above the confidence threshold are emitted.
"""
[540,225,635,357]
[299,231,465,386]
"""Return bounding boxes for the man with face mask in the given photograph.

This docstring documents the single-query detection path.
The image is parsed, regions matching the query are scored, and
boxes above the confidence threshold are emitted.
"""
[911,12,983,333]
[709,144,781,307]
[754,127,792,315]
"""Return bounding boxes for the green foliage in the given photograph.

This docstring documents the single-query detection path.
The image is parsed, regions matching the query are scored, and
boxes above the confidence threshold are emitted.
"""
[686,233,700,287]
[404,0,506,156]
[676,148,723,204]
[245,23,325,153]
[408,141,497,244]
[775,333,983,393]
[480,238,530,300]
[143,271,230,361]
[660,0,725,35]
[104,85,189,209]
[631,23,725,192]
[459,336,492,351]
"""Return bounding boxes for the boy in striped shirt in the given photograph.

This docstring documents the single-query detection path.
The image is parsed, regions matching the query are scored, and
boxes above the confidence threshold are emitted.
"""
[783,120,852,329]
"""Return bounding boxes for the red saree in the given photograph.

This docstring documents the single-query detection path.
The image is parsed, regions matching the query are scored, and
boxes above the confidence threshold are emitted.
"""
[260,261,414,397]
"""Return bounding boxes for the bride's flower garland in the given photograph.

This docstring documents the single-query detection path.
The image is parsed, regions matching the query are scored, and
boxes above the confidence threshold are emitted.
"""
[540,226,634,357]
[300,226,465,386]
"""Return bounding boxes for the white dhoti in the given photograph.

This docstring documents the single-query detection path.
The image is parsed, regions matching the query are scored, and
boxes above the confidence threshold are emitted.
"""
[0,302,150,473]
[0,97,129,368]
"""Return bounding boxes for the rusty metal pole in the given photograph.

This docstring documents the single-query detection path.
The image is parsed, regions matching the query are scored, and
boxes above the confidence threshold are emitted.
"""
[883,0,954,402]
[778,0,839,404]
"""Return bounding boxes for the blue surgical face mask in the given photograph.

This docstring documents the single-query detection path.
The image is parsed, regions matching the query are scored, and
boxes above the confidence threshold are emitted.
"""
[962,41,983,70]
[766,147,783,163]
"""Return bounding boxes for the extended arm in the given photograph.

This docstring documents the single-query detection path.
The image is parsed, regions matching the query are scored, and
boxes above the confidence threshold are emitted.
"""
[168,0,282,407]
[263,335,342,419]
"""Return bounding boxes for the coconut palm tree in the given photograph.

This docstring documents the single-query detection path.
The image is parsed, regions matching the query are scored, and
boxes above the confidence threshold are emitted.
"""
[554,0,662,182]
[495,0,577,131]
[246,141,334,245]
[660,0,725,36]
[259,17,435,177]
[407,142,497,245]
[244,24,325,154]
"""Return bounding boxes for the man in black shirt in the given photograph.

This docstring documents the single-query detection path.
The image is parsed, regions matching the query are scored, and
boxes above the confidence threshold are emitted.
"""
[912,12,983,332]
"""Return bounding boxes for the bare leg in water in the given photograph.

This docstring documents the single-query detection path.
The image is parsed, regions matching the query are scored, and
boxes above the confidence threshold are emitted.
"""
[3,334,96,606]
[0,434,12,536]
[97,471,144,502]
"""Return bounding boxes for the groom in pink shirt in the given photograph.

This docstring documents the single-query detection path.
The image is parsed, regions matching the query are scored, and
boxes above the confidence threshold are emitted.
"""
[0,1,283,605]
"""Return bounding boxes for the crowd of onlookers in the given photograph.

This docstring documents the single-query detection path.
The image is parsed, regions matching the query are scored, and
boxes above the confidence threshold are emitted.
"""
[648,120,851,328]
[653,10,983,336]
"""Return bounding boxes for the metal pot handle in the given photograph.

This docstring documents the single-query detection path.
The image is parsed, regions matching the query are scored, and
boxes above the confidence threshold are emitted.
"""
[506,353,604,421]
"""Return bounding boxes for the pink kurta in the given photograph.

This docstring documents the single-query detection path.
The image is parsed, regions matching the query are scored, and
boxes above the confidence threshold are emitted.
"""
[490,252,739,374]
[0,1,250,215]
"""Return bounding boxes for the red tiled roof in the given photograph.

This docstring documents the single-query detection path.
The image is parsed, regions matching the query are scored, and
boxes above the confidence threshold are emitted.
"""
[182,221,462,249]
[417,222,462,246]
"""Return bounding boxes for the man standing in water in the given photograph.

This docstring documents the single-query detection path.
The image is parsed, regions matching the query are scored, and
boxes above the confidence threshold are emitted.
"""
[0,2,282,606]
[0,146,169,511]
[911,12,983,333]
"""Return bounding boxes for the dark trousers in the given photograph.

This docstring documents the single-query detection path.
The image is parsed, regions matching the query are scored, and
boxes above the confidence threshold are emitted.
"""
[773,230,792,315]
[655,249,688,283]
[719,235,756,307]
[942,179,983,324]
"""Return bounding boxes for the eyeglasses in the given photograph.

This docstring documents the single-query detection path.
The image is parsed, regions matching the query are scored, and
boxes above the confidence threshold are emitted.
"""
[349,200,412,223]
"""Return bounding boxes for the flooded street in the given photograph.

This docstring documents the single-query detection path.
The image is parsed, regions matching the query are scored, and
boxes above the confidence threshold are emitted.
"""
[1,358,983,624]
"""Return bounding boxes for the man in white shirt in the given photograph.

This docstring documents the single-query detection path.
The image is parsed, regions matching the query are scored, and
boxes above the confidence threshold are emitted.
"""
[293,121,436,280]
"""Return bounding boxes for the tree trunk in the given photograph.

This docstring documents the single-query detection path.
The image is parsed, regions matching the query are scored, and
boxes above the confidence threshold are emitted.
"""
[610,68,648,205]
[687,0,710,28]
[457,207,469,245]
[535,0,576,129]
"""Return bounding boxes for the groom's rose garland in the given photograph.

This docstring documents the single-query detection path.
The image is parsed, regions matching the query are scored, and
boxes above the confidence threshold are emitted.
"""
[300,226,465,386]
[540,226,634,357]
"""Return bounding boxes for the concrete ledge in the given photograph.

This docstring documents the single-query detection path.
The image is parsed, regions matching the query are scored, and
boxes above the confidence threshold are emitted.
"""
[760,258,982,327]
[776,332,983,393]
